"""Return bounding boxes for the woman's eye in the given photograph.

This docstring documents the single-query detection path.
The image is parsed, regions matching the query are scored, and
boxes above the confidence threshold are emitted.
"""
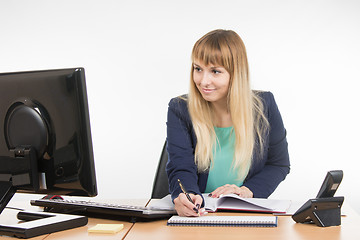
[212,69,221,74]
[194,67,202,72]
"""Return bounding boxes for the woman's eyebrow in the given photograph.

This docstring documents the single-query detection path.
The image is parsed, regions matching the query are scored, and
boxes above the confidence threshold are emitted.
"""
[210,65,223,69]
[193,63,223,69]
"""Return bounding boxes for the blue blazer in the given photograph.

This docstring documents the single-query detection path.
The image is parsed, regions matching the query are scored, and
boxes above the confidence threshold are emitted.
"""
[166,91,290,202]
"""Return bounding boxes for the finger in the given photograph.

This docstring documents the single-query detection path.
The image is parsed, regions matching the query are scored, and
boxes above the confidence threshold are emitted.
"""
[237,191,246,198]
[213,185,241,197]
[211,186,226,198]
[238,186,253,198]
[181,207,200,217]
[230,184,241,195]
[192,194,203,210]
[181,194,207,216]
[174,194,199,217]
[199,208,208,216]
[179,193,199,214]
[218,188,234,196]
[214,185,233,197]
[238,190,251,198]
[175,205,199,217]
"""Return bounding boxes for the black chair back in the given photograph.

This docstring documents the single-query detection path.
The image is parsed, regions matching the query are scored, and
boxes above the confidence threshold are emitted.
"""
[151,141,169,199]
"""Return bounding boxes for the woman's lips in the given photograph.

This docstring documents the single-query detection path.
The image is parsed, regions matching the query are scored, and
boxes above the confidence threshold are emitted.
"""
[202,88,215,93]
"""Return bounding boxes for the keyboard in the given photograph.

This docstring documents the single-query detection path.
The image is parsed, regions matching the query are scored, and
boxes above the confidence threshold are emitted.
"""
[30,198,176,222]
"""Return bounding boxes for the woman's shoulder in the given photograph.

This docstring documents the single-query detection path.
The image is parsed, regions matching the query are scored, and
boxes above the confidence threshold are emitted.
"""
[253,90,283,124]
[253,90,276,106]
[168,94,188,109]
[168,94,191,119]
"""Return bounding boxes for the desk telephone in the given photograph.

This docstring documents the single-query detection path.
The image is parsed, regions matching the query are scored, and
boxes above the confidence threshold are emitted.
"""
[292,170,344,227]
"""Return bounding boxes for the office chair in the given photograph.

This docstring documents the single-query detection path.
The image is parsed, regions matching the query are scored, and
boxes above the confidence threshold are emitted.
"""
[151,141,170,199]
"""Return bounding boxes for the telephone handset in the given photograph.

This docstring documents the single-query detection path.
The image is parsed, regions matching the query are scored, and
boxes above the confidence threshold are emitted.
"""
[316,170,343,198]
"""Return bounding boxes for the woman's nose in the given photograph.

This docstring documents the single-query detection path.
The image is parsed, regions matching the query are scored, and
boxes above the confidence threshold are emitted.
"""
[200,72,212,86]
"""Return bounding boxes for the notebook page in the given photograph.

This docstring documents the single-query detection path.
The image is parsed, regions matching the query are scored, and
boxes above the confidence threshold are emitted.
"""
[208,194,291,213]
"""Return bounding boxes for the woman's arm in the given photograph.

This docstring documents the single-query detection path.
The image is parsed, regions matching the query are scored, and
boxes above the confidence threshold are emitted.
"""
[166,97,208,216]
[243,92,290,198]
[165,97,202,201]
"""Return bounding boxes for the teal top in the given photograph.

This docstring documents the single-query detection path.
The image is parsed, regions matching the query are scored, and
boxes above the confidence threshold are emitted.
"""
[205,127,244,193]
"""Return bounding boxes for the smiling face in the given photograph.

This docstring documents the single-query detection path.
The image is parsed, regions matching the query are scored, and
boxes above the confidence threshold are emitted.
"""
[192,61,231,106]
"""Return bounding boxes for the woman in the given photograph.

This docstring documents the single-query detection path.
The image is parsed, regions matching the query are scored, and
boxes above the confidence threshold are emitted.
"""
[166,29,290,217]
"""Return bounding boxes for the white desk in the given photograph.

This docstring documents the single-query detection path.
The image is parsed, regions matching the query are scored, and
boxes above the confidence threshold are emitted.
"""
[1,194,360,240]
[125,199,360,240]
[0,194,148,240]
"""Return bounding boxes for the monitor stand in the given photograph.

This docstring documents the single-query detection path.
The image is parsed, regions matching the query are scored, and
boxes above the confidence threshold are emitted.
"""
[0,181,88,239]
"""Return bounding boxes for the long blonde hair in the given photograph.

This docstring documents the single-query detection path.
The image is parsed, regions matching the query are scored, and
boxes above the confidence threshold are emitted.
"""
[188,29,269,181]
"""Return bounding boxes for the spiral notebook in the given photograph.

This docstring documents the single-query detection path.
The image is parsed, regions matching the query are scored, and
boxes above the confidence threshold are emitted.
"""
[167,215,278,227]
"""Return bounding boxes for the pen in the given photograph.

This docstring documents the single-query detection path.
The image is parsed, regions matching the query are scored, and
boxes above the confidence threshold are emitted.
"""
[177,179,200,215]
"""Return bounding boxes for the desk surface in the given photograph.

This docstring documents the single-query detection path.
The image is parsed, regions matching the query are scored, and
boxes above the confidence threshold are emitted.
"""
[0,194,148,240]
[1,195,360,240]
[125,203,360,240]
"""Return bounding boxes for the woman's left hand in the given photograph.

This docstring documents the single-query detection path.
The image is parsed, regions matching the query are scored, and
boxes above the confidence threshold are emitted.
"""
[209,184,253,198]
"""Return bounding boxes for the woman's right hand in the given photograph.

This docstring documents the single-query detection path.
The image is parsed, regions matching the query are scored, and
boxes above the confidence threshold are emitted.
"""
[173,193,207,217]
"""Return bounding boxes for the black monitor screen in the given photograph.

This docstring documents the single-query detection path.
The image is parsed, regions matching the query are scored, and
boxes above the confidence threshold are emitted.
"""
[0,68,97,199]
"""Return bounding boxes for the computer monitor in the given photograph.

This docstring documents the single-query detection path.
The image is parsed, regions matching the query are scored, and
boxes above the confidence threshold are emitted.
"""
[0,68,97,237]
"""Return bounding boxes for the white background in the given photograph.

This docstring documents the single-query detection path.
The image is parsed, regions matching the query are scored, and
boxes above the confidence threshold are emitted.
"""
[0,0,359,214]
